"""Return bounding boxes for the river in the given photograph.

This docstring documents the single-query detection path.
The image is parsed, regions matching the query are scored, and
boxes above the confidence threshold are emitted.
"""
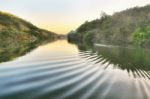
[0,40,150,99]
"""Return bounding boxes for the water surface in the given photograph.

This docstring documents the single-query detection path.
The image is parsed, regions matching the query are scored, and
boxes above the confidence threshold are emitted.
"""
[0,40,150,99]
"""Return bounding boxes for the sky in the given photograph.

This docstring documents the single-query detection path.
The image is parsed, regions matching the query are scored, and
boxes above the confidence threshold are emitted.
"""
[0,0,150,34]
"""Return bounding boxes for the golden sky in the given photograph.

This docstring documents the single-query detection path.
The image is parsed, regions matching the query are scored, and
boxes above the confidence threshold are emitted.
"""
[0,0,149,34]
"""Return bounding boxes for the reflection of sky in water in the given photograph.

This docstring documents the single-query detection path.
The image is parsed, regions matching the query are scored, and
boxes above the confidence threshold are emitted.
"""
[16,40,79,62]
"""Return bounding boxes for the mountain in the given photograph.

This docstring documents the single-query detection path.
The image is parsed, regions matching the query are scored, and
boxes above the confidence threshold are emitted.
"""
[0,11,57,47]
[0,11,57,62]
[68,5,150,47]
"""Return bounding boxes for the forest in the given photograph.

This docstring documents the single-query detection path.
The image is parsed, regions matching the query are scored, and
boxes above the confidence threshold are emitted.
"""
[68,5,150,47]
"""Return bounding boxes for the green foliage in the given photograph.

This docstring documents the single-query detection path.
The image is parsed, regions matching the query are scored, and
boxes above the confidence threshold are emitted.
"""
[77,19,100,33]
[132,26,150,46]
[0,11,57,44]
[68,4,150,48]
[83,31,94,45]
[68,31,83,43]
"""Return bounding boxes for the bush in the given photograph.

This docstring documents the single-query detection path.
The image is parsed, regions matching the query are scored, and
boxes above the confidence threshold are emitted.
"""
[132,25,150,46]
[83,31,94,44]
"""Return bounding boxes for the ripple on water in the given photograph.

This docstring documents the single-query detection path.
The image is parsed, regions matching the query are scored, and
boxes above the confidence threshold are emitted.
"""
[0,40,150,99]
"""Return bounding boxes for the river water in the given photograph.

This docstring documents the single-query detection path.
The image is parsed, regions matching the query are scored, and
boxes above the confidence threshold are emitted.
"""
[0,40,150,99]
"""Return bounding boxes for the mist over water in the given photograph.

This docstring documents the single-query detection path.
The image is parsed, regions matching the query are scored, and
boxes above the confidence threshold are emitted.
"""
[0,40,150,99]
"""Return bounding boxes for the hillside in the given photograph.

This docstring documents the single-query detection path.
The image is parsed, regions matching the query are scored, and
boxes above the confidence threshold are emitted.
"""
[0,11,57,62]
[68,5,150,47]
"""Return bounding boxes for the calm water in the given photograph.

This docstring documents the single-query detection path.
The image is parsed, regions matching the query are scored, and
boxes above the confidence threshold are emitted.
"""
[0,40,150,99]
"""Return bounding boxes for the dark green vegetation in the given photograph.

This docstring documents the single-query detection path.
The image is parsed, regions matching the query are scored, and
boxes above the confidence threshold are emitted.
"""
[0,11,57,62]
[68,5,150,47]
[95,46,150,72]
[75,42,150,72]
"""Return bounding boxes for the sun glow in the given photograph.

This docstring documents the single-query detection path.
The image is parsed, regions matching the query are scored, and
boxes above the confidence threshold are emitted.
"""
[36,22,82,34]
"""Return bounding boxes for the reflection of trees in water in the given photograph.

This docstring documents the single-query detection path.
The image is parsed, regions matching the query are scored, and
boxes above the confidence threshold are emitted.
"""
[76,42,150,79]
[95,47,150,71]
[0,40,56,63]
[96,46,150,79]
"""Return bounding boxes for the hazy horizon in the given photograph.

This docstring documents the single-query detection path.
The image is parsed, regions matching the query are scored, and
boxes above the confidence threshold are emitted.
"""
[0,0,149,34]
